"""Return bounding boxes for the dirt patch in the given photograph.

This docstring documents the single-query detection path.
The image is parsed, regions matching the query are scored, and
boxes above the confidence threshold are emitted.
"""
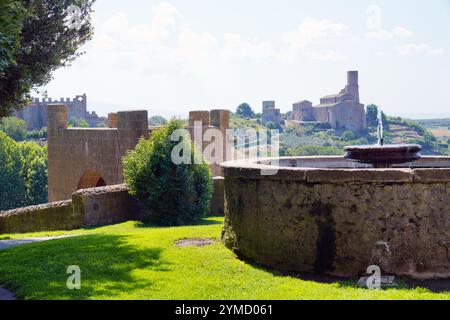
[175,238,215,247]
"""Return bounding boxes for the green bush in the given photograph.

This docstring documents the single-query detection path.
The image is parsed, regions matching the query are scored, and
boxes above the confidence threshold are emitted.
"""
[0,131,26,210]
[123,120,213,226]
[0,116,27,141]
[0,131,48,210]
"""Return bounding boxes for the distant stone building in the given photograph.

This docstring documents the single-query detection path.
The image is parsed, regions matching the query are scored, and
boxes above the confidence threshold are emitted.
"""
[261,101,281,126]
[14,94,105,130]
[291,71,367,131]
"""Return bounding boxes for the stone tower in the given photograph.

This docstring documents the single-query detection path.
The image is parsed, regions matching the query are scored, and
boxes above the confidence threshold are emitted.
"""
[345,71,360,102]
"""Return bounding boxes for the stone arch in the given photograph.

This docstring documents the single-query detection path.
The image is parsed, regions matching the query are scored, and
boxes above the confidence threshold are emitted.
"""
[77,170,106,190]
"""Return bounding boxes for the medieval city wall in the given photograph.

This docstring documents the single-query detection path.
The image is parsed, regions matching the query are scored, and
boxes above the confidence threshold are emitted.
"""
[48,105,230,201]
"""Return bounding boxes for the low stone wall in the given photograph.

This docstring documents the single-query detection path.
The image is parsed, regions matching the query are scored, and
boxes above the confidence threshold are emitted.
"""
[222,157,450,279]
[1,181,225,234]
[72,184,144,227]
[0,201,79,234]
[0,185,142,234]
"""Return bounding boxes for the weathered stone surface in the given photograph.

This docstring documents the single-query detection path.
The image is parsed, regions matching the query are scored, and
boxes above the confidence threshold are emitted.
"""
[0,185,142,234]
[222,157,450,279]
[306,168,413,183]
[72,184,143,227]
[413,168,450,183]
[1,181,229,234]
[0,200,79,234]
[210,177,225,215]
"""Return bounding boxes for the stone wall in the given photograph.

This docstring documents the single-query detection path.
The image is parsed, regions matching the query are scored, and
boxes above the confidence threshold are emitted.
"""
[72,185,143,227]
[222,157,450,279]
[0,185,142,234]
[1,182,225,234]
[48,105,149,202]
[48,106,231,201]
[0,201,78,234]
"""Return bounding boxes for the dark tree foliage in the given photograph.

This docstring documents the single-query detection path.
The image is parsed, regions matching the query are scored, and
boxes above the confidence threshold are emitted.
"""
[366,104,378,127]
[0,1,25,75]
[236,103,255,119]
[0,131,47,211]
[0,0,95,117]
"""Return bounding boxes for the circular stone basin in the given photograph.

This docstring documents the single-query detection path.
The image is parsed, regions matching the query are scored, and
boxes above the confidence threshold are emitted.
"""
[344,144,422,167]
[221,156,450,279]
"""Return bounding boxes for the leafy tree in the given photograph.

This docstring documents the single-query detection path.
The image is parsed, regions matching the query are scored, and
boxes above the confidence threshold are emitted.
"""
[123,120,213,226]
[236,103,255,119]
[0,131,26,210]
[0,0,25,78]
[149,115,168,126]
[68,117,89,128]
[0,0,95,117]
[285,145,343,156]
[0,116,27,141]
[366,104,378,127]
[19,142,48,205]
[341,130,356,141]
[0,131,47,210]
[26,126,47,140]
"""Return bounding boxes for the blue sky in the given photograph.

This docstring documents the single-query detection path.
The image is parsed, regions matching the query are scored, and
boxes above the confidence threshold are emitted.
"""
[41,0,450,118]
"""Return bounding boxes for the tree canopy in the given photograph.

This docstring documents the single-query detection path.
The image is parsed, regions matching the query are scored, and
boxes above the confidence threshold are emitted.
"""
[236,103,255,119]
[0,0,95,117]
[0,131,47,211]
[0,116,27,141]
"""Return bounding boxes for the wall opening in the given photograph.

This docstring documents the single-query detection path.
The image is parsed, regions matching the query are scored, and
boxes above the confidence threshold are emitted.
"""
[77,170,106,190]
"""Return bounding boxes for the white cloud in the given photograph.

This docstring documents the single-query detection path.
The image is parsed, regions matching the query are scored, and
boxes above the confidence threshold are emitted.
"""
[304,50,344,61]
[281,18,349,62]
[365,5,413,40]
[102,2,181,44]
[282,18,348,50]
[397,43,445,56]
[391,27,414,37]
[223,33,275,61]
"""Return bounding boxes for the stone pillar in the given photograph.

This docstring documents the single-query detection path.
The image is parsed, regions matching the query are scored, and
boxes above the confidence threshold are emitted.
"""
[47,104,68,202]
[210,110,230,175]
[107,113,118,128]
[189,111,210,127]
[48,104,68,133]
[210,109,230,131]
[117,110,149,180]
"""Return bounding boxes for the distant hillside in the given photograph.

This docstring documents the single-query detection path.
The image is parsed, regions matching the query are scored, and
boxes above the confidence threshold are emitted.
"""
[229,113,264,131]
[229,113,450,156]
[414,118,450,128]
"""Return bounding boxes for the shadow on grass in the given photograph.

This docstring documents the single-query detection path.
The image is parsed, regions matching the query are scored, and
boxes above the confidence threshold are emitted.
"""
[0,234,169,300]
[136,215,223,229]
[241,258,450,293]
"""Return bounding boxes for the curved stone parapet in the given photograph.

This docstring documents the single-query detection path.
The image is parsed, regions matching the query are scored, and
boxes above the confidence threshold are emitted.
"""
[221,156,450,279]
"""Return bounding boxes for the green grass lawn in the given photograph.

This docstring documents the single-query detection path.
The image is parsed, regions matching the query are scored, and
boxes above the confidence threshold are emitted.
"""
[0,217,448,300]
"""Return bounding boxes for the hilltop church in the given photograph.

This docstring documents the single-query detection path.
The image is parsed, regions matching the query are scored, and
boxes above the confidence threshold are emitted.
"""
[291,71,367,131]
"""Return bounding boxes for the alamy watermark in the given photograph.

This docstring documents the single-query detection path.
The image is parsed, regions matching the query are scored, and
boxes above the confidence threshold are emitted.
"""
[66,265,81,290]
[64,4,83,31]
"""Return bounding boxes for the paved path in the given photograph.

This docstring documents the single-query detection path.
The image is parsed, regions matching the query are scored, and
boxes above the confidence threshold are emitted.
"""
[0,286,16,300]
[0,235,78,251]
[0,234,80,300]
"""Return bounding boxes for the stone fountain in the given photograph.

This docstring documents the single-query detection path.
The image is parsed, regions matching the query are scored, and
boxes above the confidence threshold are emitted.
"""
[344,109,422,168]
[221,109,450,279]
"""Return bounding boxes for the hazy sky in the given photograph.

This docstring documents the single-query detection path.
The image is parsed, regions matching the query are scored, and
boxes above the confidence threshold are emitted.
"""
[40,0,450,118]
